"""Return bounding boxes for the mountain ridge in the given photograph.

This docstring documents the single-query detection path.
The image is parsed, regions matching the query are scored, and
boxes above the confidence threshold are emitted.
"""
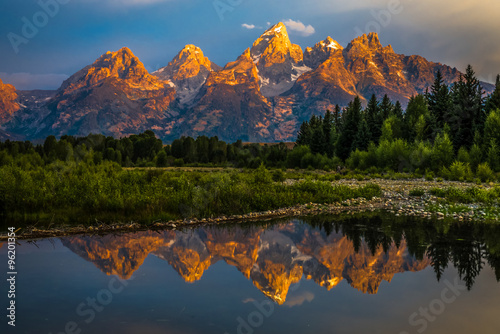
[60,223,431,304]
[0,23,495,142]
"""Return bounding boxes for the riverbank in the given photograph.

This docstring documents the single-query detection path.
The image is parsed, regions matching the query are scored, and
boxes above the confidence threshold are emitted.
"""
[1,177,499,240]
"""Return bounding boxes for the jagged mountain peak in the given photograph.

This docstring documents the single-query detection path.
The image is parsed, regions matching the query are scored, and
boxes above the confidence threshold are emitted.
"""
[39,47,176,139]
[155,44,219,78]
[239,48,253,62]
[262,22,288,37]
[2,28,494,143]
[320,36,343,50]
[0,78,20,124]
[251,22,294,61]
[59,47,165,96]
[203,47,260,88]
[172,44,208,64]
[153,44,220,105]
[96,47,147,77]
[250,22,309,97]
[304,36,343,69]
[347,32,383,51]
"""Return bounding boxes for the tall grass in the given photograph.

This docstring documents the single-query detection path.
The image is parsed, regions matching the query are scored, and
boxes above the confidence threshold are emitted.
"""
[0,162,381,224]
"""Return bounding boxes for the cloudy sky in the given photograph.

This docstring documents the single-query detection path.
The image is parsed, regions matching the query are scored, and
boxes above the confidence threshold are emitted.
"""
[1,0,499,90]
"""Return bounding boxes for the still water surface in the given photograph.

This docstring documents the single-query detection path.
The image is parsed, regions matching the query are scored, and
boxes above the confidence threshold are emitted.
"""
[1,214,500,334]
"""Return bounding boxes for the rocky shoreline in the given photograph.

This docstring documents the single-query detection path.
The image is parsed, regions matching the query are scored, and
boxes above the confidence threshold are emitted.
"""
[1,178,498,240]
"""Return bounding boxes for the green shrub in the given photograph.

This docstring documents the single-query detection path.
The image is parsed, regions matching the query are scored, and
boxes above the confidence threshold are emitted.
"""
[431,132,454,171]
[272,169,286,182]
[477,162,495,183]
[457,147,470,164]
[357,183,382,199]
[409,188,425,197]
[173,158,184,167]
[409,141,433,171]
[253,164,273,184]
[429,187,446,197]
[448,161,472,181]
[469,144,483,171]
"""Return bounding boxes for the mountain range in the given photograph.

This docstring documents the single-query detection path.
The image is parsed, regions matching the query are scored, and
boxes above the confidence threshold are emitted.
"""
[60,222,430,304]
[0,22,494,143]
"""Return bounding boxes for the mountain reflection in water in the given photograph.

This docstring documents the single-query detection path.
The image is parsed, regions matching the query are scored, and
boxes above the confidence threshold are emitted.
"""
[60,214,500,304]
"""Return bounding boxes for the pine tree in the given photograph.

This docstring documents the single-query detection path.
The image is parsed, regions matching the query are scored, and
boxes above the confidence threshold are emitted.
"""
[296,121,312,147]
[333,104,341,132]
[323,110,335,157]
[336,97,362,160]
[450,66,484,149]
[483,109,500,152]
[353,116,371,151]
[365,94,382,143]
[427,70,452,133]
[393,101,404,120]
[310,116,325,154]
[486,74,500,113]
[380,94,394,121]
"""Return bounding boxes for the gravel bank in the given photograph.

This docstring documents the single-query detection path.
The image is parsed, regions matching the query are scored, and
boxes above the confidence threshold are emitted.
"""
[2,178,498,240]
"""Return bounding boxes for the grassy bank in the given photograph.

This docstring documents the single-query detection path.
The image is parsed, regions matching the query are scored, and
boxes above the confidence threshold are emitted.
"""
[0,162,381,225]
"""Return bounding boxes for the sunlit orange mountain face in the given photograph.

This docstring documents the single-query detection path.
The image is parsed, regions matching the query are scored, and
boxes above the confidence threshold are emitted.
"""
[0,23,494,142]
[61,223,430,304]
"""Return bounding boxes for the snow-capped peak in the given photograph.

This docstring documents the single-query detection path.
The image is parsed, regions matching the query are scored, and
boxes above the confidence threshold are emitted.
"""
[263,22,287,37]
[327,40,341,49]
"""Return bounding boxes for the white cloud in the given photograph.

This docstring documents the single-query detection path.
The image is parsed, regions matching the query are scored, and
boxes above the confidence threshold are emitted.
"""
[242,23,256,30]
[283,19,315,37]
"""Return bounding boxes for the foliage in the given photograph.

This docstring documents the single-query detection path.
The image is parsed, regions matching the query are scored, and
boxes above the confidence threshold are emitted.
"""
[409,188,425,197]
[0,163,384,224]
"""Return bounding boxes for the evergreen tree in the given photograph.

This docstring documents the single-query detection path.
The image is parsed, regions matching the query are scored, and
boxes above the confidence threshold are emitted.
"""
[183,137,197,163]
[310,116,325,155]
[486,75,500,113]
[469,144,482,170]
[393,101,404,120]
[365,94,382,143]
[296,121,311,147]
[353,116,371,151]
[333,104,342,132]
[483,109,500,152]
[380,94,394,120]
[450,66,484,149]
[43,135,58,159]
[336,97,362,160]
[322,110,335,157]
[195,136,210,163]
[427,70,452,133]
